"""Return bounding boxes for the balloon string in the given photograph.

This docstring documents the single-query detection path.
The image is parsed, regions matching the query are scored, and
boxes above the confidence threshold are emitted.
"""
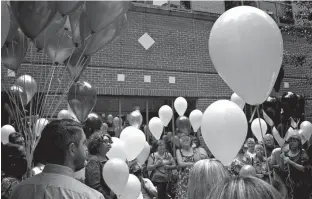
[256,106,273,185]
[49,34,93,119]
[37,64,57,117]
[40,65,57,118]
[249,107,257,123]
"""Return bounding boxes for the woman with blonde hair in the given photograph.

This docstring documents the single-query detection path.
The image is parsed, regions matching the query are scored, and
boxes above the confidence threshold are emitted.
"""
[206,176,283,199]
[187,159,229,199]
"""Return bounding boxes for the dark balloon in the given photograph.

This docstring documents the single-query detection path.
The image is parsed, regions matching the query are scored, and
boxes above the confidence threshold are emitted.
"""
[65,48,90,82]
[69,6,83,47]
[10,1,57,39]
[45,27,74,64]
[10,85,27,106]
[82,13,127,55]
[85,1,130,33]
[86,113,103,130]
[1,2,10,47]
[5,4,19,43]
[34,13,66,50]
[15,75,37,104]
[176,116,191,134]
[56,1,83,15]
[68,81,97,123]
[1,29,28,71]
[273,66,284,92]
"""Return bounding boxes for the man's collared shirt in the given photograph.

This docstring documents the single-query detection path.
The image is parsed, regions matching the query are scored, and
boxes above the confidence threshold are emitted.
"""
[9,164,104,199]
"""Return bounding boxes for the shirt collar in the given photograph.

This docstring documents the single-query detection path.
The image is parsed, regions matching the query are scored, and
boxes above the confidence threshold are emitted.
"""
[43,164,75,177]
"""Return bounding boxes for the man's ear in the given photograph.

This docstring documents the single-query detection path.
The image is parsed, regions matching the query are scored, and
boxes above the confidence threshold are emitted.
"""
[68,143,76,157]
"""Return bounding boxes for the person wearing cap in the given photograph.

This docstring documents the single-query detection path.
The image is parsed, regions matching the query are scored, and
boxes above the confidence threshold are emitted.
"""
[280,134,310,199]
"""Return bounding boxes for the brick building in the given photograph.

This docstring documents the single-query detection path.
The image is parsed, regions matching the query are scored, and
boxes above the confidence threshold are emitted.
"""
[1,1,312,128]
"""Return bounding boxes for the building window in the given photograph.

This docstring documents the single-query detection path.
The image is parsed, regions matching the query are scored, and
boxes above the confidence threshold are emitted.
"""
[224,1,242,11]
[181,1,191,10]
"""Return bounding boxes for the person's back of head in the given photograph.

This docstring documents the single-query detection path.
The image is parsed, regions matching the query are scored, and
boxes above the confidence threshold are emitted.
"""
[34,119,87,171]
[8,132,25,146]
[2,143,27,179]
[187,159,229,199]
[206,176,283,199]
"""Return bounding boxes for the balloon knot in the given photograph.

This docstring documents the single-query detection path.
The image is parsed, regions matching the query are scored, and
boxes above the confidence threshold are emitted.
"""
[74,43,79,48]
[64,27,69,31]
[91,30,95,34]
[62,14,66,18]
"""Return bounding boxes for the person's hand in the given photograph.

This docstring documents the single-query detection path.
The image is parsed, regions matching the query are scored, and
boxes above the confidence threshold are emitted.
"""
[156,160,163,167]
[284,157,290,164]
[256,174,264,178]
[164,165,170,170]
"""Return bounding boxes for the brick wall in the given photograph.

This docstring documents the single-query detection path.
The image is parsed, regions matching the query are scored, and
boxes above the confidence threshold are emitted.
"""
[1,5,311,121]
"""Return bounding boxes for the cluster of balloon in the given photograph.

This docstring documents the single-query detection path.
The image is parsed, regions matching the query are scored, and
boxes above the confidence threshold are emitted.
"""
[158,105,173,127]
[58,109,75,120]
[201,100,248,166]
[33,118,49,137]
[85,113,103,130]
[174,97,187,116]
[299,121,312,144]
[119,174,141,199]
[15,75,37,104]
[1,29,28,71]
[1,125,16,144]
[2,2,131,83]
[129,110,143,129]
[113,117,120,127]
[189,109,203,133]
[103,158,129,195]
[120,126,146,161]
[209,6,283,106]
[107,137,127,161]
[251,118,268,142]
[148,117,163,140]
[9,85,27,106]
[230,93,245,110]
[67,81,97,123]
[176,116,191,135]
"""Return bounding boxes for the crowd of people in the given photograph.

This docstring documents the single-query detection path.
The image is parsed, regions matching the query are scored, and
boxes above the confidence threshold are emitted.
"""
[1,116,312,199]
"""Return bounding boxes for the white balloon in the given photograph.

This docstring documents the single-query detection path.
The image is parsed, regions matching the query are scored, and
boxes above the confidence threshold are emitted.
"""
[189,109,203,132]
[230,93,245,109]
[119,174,141,199]
[174,97,188,116]
[148,117,163,140]
[300,121,312,141]
[120,126,146,161]
[251,118,268,142]
[137,141,151,165]
[103,158,129,195]
[201,100,248,166]
[137,192,143,199]
[34,118,49,136]
[107,137,127,161]
[298,129,307,144]
[158,105,173,127]
[209,6,283,105]
[1,125,16,144]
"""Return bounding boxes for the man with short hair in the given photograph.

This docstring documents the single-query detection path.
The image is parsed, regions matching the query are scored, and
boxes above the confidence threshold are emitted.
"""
[10,119,104,199]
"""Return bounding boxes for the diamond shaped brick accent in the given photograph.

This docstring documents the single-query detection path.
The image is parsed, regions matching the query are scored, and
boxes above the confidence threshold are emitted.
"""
[138,33,155,50]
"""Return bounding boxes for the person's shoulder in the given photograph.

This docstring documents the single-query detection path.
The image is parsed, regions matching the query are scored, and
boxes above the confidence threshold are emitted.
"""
[74,179,104,198]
